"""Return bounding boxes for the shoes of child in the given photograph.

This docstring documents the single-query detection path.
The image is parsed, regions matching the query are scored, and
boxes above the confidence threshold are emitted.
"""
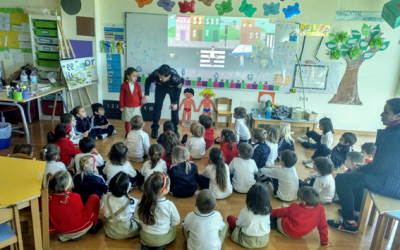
[302,158,313,164]
[96,133,108,140]
[300,135,309,140]
[112,130,117,135]
[305,162,314,169]
[89,219,104,234]
[297,137,308,143]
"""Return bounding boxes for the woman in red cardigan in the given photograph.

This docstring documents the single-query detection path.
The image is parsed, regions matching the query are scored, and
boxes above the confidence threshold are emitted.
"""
[119,67,143,136]
[47,123,81,169]
[48,171,103,242]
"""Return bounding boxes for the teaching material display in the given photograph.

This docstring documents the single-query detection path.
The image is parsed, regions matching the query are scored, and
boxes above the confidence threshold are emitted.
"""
[104,24,125,41]
[126,13,299,93]
[107,54,122,92]
[0,8,31,53]
[60,57,98,90]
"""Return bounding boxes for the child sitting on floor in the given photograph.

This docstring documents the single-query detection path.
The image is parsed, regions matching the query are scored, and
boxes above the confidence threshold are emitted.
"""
[102,172,140,240]
[41,144,66,187]
[73,155,108,205]
[361,142,376,163]
[199,148,232,199]
[199,115,214,149]
[344,151,365,173]
[234,107,251,145]
[60,113,83,145]
[219,129,239,165]
[90,103,116,137]
[264,125,279,167]
[134,172,180,249]
[141,144,168,182]
[75,137,105,174]
[126,115,150,162]
[162,131,183,170]
[157,121,174,144]
[48,171,103,242]
[277,123,295,159]
[182,189,227,250]
[259,150,299,201]
[270,186,329,247]
[300,157,335,204]
[303,132,357,169]
[72,106,107,140]
[168,146,199,198]
[251,128,270,169]
[185,122,206,160]
[11,143,35,160]
[297,117,334,150]
[229,143,258,194]
[227,184,271,249]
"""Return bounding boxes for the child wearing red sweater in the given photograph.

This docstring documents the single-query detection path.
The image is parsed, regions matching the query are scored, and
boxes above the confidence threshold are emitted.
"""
[48,171,103,242]
[271,186,330,247]
[199,115,214,149]
[119,67,143,136]
[219,129,239,165]
[48,123,81,169]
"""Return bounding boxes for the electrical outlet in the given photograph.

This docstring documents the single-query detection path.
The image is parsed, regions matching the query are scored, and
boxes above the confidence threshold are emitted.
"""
[300,97,309,101]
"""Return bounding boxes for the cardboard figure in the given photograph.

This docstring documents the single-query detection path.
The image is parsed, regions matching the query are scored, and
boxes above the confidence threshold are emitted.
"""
[179,88,197,126]
[197,88,217,116]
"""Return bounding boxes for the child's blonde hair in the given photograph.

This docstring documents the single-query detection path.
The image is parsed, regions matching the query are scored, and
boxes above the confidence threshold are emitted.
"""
[199,88,216,96]
[79,155,96,181]
[265,125,279,144]
[279,123,293,144]
[48,171,73,193]
[130,115,144,130]
[252,128,267,142]
[190,122,205,137]
[171,146,191,174]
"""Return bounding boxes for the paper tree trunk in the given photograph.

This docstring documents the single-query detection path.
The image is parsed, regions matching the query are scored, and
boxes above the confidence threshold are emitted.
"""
[329,58,363,105]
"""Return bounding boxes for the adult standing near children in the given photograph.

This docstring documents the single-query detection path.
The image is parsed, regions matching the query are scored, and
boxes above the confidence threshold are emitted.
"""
[142,65,184,139]
[327,98,400,233]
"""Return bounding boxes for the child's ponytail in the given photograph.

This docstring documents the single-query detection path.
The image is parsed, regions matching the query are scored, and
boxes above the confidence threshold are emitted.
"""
[138,172,170,225]
[149,144,163,169]
[319,117,334,134]
[47,123,70,143]
[124,67,137,82]
[210,148,227,192]
[221,129,236,152]
[163,131,179,162]
[41,144,60,161]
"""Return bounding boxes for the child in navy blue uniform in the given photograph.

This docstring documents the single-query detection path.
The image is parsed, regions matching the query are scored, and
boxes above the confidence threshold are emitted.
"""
[167,146,199,198]
[71,106,107,140]
[304,132,357,169]
[73,155,108,205]
[251,128,270,169]
[277,123,295,160]
[90,103,116,137]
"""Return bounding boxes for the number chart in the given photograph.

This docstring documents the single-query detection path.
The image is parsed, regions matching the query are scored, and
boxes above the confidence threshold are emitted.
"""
[103,100,122,119]
[293,64,329,90]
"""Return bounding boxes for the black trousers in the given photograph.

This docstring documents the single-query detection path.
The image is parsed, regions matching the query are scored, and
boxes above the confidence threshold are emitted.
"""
[152,86,180,131]
[336,172,366,221]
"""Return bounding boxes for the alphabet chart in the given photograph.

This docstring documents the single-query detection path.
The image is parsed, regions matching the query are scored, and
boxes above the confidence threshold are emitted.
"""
[293,64,329,90]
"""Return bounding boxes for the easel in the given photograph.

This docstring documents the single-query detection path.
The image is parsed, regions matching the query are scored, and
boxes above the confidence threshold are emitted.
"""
[57,20,92,110]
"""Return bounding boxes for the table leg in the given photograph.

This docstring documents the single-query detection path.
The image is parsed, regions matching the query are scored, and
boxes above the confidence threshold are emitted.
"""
[370,214,388,250]
[52,92,58,123]
[27,100,32,123]
[30,197,43,250]
[391,224,400,250]
[0,101,30,144]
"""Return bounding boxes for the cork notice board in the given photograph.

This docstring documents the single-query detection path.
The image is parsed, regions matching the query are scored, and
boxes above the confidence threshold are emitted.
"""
[76,16,95,37]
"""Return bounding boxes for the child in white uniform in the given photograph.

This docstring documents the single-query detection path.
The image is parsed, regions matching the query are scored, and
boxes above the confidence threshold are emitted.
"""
[233,107,251,145]
[229,143,258,193]
[185,122,206,159]
[41,144,66,188]
[126,115,150,162]
[141,144,168,181]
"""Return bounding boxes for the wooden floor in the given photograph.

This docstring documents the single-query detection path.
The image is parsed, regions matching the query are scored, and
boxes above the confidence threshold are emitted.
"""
[1,119,397,250]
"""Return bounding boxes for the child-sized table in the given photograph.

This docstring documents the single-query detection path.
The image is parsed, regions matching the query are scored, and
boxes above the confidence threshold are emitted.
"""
[251,116,318,132]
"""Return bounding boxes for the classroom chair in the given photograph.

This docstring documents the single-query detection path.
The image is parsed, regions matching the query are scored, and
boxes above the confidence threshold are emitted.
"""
[0,205,24,250]
[215,98,232,128]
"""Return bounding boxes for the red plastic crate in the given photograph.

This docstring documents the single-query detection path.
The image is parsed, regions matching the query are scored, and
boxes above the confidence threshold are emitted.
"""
[41,100,63,115]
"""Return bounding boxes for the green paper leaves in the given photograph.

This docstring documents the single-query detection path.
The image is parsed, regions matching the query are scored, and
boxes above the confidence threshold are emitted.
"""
[363,51,375,59]
[359,39,369,50]
[336,32,349,43]
[328,33,336,41]
[371,25,380,37]
[361,24,370,37]
[349,46,361,60]
[325,41,338,50]
[346,30,361,46]
[369,36,384,49]
[346,37,358,46]
[341,44,349,57]
[351,30,361,40]
[379,41,390,51]
[331,49,341,60]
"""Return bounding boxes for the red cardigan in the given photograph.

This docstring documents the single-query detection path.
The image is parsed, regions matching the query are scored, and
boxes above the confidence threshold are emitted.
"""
[204,127,215,149]
[220,142,239,165]
[271,203,328,246]
[49,192,94,234]
[119,81,143,109]
[55,137,81,167]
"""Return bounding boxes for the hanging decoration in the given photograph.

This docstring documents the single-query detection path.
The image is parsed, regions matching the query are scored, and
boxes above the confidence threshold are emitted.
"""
[263,2,280,16]
[325,24,390,105]
[215,0,233,16]
[282,3,300,19]
[157,0,176,11]
[239,0,257,18]
[100,40,125,54]
[135,0,153,8]
[199,0,214,7]
[178,0,195,13]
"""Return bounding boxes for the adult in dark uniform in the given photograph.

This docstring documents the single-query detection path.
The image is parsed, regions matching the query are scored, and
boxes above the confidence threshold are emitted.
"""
[142,65,184,139]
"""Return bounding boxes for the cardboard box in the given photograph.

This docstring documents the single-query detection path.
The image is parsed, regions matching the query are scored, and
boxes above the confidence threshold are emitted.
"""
[304,111,318,121]
[291,108,303,120]
[382,0,400,29]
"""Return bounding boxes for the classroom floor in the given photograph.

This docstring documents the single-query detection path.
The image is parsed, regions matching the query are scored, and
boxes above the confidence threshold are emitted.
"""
[1,119,396,250]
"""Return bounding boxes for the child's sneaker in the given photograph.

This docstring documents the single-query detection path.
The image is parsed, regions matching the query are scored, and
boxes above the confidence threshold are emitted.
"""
[327,218,358,233]
[97,133,108,140]
[89,219,104,234]
[305,162,314,168]
[297,137,308,143]
[112,130,117,135]
[300,135,309,140]
[303,158,313,164]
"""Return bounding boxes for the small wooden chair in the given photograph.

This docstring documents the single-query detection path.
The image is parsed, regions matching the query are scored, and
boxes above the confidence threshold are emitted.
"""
[0,205,24,250]
[216,98,232,128]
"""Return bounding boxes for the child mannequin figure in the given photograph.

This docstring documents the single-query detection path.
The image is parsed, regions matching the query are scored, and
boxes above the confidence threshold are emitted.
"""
[197,89,217,116]
[179,88,197,127]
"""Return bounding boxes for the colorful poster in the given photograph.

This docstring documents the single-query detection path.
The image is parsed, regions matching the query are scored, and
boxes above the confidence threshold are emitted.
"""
[106,54,122,93]
[0,8,31,52]
[300,24,330,37]
[60,57,99,91]
[334,11,384,22]
[104,24,125,41]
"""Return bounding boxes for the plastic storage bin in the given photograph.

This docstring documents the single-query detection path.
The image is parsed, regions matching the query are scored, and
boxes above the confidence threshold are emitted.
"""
[33,28,58,37]
[37,60,60,67]
[35,37,58,44]
[0,122,11,150]
[32,20,57,29]
[41,101,63,115]
[35,52,59,60]
[36,44,58,52]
